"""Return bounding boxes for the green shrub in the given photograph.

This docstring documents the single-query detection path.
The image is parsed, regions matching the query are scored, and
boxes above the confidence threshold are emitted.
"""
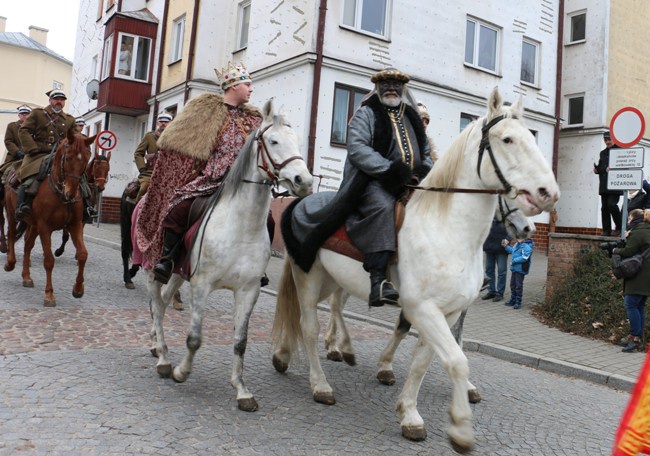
[533,247,649,344]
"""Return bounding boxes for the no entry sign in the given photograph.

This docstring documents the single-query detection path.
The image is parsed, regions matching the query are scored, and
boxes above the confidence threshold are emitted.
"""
[96,130,117,151]
[610,107,645,148]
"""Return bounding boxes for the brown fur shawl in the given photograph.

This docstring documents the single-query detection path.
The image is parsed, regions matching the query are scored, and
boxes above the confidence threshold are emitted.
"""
[157,93,262,160]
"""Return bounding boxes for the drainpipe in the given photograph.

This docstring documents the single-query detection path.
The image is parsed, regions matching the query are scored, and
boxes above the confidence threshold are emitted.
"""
[549,0,564,236]
[307,0,328,173]
[152,0,171,129]
[184,0,201,103]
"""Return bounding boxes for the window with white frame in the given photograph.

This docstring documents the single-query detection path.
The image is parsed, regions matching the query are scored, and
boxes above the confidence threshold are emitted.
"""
[52,81,63,90]
[331,83,369,145]
[237,1,251,50]
[341,0,389,38]
[567,95,584,126]
[170,15,185,63]
[101,34,113,81]
[465,17,500,73]
[569,11,586,43]
[91,55,99,80]
[116,33,152,82]
[460,113,478,132]
[521,38,539,86]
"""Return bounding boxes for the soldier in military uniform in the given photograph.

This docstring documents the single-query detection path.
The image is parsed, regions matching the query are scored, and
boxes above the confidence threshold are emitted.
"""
[15,89,76,221]
[3,105,31,169]
[74,117,87,136]
[133,111,172,202]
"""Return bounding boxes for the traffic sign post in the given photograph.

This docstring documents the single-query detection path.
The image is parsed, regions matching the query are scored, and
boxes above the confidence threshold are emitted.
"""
[608,107,646,236]
[96,130,117,151]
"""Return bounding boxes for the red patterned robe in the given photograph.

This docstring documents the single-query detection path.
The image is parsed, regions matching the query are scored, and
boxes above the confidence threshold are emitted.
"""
[135,94,262,267]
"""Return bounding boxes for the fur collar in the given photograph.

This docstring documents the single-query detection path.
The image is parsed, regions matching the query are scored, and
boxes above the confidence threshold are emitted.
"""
[157,93,262,161]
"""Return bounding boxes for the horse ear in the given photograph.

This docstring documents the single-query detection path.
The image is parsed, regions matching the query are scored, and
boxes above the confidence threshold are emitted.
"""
[487,86,503,119]
[67,128,76,143]
[262,98,275,120]
[510,95,523,118]
[106,151,111,161]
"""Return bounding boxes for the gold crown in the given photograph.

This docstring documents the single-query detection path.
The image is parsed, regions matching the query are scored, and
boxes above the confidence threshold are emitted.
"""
[214,61,252,90]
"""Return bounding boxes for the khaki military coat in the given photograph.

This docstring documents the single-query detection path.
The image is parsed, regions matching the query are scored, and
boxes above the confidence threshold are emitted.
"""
[134,131,159,178]
[17,106,75,181]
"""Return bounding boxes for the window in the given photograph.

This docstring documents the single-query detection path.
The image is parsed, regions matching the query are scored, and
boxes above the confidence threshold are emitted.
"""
[237,1,251,50]
[569,12,586,43]
[521,38,539,86]
[97,0,104,19]
[116,33,152,82]
[170,15,185,63]
[341,0,389,38]
[101,34,113,80]
[106,0,115,11]
[567,95,584,126]
[460,113,478,132]
[52,81,63,90]
[465,17,500,73]
[331,84,369,145]
[91,55,99,79]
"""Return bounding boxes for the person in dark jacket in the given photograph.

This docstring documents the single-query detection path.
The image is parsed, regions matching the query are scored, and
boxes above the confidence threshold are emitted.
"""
[482,218,511,302]
[593,131,623,236]
[613,209,650,352]
[503,237,534,309]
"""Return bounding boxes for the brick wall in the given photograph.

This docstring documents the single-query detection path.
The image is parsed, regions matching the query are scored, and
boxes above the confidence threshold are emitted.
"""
[99,196,121,224]
[546,233,609,302]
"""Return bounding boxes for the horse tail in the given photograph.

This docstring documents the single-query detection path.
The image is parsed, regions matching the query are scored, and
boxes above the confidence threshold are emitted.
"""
[271,254,303,357]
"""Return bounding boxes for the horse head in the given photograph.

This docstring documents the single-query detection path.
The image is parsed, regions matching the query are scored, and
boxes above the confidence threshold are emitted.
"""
[58,130,95,201]
[256,98,313,198]
[495,195,536,239]
[478,87,560,216]
[90,150,111,193]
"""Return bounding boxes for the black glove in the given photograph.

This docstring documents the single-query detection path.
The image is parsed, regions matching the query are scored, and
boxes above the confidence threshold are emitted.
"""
[378,160,411,197]
[412,162,432,181]
[138,167,148,173]
[15,151,24,160]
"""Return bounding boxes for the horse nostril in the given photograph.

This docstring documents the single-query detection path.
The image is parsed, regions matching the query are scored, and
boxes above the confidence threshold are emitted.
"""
[295,175,303,185]
[524,227,530,233]
[539,187,550,200]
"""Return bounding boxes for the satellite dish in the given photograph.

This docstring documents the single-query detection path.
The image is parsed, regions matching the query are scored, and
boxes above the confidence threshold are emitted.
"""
[86,79,99,100]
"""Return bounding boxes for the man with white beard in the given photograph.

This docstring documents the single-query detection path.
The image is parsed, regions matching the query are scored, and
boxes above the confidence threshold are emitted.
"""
[343,67,432,307]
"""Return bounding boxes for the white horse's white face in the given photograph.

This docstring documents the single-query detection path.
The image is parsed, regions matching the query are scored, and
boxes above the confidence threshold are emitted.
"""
[477,87,560,216]
[258,99,313,198]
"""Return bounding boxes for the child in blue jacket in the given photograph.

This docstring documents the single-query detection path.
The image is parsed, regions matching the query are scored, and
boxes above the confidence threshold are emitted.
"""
[502,237,534,309]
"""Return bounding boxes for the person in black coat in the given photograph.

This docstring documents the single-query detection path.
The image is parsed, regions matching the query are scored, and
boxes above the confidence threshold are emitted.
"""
[481,219,511,302]
[593,131,623,236]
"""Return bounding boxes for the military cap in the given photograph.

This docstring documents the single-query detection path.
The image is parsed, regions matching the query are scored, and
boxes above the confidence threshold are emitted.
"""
[603,131,611,139]
[157,112,173,122]
[46,89,67,99]
[17,105,32,114]
[75,117,86,126]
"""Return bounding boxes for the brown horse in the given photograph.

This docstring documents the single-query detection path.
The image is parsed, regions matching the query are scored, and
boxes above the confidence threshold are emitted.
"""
[54,150,111,257]
[3,129,97,306]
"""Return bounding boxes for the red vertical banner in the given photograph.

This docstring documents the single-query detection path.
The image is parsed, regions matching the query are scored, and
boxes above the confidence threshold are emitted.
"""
[613,352,650,455]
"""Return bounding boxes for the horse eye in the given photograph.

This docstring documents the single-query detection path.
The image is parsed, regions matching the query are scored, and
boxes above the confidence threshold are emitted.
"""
[270,140,279,145]
[503,137,512,144]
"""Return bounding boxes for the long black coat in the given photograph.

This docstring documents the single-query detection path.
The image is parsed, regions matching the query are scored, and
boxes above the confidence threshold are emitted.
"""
[595,146,623,196]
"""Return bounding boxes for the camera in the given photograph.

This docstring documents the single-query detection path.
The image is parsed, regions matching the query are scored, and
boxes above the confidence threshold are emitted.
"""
[598,239,626,256]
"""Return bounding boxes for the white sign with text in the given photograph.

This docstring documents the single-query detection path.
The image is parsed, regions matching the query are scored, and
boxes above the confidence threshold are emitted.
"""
[609,147,645,169]
[607,169,644,191]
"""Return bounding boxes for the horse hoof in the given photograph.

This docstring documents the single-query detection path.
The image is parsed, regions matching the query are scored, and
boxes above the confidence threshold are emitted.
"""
[402,425,427,441]
[72,290,84,299]
[157,363,172,378]
[468,389,482,404]
[343,353,356,366]
[313,391,336,405]
[377,370,396,385]
[171,368,189,383]
[4,263,14,272]
[23,279,34,288]
[326,351,343,362]
[238,397,259,412]
[449,438,473,454]
[54,249,63,257]
[43,299,56,308]
[172,300,184,311]
[0,244,7,254]
[272,354,288,373]
[125,282,135,290]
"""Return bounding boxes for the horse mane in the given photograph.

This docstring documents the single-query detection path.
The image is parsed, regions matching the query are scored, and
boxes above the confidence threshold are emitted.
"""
[217,129,258,201]
[412,120,477,214]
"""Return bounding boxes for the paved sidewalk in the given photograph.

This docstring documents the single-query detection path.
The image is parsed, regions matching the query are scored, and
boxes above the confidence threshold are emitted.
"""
[86,222,644,392]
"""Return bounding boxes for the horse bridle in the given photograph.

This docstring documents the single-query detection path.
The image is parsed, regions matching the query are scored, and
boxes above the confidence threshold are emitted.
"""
[91,155,110,189]
[48,140,86,201]
[408,114,520,198]
[255,124,305,183]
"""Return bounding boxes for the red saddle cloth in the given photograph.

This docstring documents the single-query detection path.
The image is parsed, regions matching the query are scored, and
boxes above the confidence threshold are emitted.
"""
[322,226,398,264]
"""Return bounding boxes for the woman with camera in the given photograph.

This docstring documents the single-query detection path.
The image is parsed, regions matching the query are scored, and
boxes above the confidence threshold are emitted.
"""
[612,209,650,352]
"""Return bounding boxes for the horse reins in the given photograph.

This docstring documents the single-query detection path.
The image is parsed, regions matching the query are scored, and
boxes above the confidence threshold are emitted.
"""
[407,114,521,198]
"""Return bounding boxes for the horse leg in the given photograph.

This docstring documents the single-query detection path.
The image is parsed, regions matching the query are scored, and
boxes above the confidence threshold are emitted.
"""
[54,229,69,257]
[3,196,17,272]
[172,282,204,385]
[68,224,88,299]
[230,285,259,411]
[325,289,355,365]
[21,226,38,289]
[450,309,481,404]
[147,273,172,376]
[0,203,7,254]
[398,303,474,450]
[377,311,411,385]
[37,231,57,307]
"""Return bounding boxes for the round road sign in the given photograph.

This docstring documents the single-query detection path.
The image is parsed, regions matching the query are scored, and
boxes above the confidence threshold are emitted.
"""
[610,107,645,148]
[96,130,117,151]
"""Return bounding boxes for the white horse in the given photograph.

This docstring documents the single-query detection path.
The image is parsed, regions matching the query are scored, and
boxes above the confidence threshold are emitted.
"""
[271,87,559,450]
[144,99,313,412]
[321,195,536,403]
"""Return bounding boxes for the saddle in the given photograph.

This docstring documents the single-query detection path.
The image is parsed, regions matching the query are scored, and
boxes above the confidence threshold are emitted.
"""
[322,200,406,264]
